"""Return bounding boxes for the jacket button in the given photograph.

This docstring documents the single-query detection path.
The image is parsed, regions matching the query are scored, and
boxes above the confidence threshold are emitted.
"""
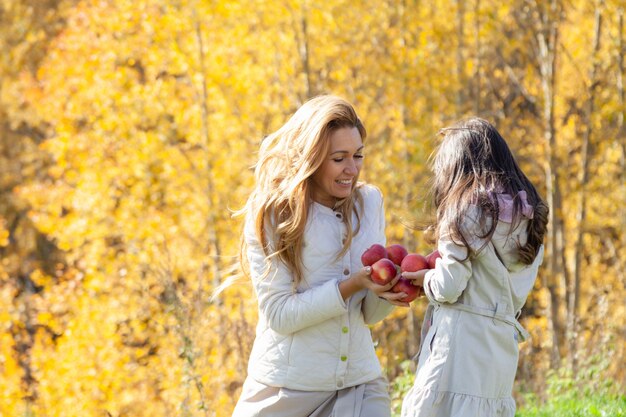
[343,269,350,275]
[335,213,342,219]
[340,355,347,361]
[337,381,344,388]
[342,326,348,334]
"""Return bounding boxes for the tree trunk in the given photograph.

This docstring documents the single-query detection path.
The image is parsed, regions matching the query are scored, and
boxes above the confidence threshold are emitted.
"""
[294,0,313,100]
[456,0,466,113]
[535,0,564,369]
[473,0,481,114]
[194,12,222,309]
[568,1,602,373]
[193,12,223,410]
[617,8,626,262]
[398,0,421,357]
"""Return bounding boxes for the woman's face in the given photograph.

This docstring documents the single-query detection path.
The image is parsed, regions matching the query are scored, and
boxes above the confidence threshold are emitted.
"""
[310,126,364,208]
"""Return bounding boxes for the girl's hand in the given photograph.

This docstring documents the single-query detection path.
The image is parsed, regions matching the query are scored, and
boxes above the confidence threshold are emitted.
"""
[400,269,428,288]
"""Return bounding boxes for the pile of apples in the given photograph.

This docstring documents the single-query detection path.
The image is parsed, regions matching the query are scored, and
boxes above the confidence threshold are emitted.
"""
[361,243,441,303]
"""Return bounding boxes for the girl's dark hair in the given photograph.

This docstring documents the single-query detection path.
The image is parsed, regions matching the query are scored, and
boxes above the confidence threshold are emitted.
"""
[431,117,549,264]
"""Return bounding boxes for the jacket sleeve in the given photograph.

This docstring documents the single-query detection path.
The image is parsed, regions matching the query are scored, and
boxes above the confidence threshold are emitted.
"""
[246,218,348,336]
[362,290,395,324]
[361,187,395,324]
[423,208,486,304]
[423,235,472,304]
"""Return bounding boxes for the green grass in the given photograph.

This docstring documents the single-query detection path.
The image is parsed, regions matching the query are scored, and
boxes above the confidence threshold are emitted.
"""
[516,363,625,417]
[515,394,626,417]
[390,360,415,417]
[390,358,625,417]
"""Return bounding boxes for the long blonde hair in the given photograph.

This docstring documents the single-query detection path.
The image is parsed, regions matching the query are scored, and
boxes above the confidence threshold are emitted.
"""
[242,95,367,287]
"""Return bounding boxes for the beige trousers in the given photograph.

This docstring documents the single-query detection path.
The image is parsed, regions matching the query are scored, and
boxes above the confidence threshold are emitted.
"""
[231,376,390,417]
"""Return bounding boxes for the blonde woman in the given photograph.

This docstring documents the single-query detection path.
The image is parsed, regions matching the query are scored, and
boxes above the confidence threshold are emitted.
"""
[232,95,407,417]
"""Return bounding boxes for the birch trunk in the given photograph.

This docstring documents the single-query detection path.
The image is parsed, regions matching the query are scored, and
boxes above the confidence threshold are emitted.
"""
[568,1,602,372]
[535,0,564,368]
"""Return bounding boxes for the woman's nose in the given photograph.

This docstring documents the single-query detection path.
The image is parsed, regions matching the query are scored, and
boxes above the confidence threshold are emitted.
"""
[344,160,358,175]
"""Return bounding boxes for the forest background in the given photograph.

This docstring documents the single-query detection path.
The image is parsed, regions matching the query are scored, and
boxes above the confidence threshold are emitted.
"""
[1,0,625,416]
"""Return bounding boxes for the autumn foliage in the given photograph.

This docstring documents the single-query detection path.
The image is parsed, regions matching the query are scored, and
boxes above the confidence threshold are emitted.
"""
[0,1,624,416]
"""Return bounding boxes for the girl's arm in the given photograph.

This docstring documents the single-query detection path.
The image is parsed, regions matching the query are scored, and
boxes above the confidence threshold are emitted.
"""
[424,208,490,303]
[422,236,473,303]
[404,211,484,304]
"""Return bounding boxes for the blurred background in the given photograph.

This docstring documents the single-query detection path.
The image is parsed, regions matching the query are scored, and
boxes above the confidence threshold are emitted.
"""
[1,0,624,416]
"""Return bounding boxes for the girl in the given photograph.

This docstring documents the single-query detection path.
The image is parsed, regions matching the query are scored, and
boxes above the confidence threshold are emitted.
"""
[401,117,549,417]
[231,95,407,417]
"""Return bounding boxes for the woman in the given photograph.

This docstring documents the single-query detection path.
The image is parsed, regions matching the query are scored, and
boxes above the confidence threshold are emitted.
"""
[232,95,407,417]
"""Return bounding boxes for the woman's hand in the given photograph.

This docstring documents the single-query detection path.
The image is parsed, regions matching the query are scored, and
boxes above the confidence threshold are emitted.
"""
[339,266,411,307]
[360,266,395,291]
[361,269,412,307]
[377,287,411,307]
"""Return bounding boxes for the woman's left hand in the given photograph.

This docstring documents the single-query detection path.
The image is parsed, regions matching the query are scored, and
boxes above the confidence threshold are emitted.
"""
[370,275,411,307]
[377,289,411,307]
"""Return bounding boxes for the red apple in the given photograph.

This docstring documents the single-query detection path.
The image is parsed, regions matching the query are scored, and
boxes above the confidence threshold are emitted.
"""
[400,253,429,272]
[386,244,408,266]
[392,277,423,303]
[361,244,388,267]
[426,250,441,269]
[370,258,398,285]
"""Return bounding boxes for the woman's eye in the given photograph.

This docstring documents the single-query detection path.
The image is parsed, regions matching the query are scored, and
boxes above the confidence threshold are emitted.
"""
[332,154,363,162]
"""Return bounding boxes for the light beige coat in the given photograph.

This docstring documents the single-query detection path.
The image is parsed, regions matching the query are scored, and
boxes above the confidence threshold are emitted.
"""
[402,203,544,417]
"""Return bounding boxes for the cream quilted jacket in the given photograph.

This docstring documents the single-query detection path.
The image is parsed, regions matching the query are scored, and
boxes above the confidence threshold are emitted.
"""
[244,184,394,391]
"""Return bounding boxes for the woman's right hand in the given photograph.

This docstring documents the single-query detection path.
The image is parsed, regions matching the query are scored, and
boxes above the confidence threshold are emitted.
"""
[339,266,400,301]
[344,267,410,306]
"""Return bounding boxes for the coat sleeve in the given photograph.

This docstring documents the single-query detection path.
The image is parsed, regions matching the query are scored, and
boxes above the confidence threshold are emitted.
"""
[361,187,395,324]
[423,235,472,304]
[423,208,487,304]
[246,217,348,336]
